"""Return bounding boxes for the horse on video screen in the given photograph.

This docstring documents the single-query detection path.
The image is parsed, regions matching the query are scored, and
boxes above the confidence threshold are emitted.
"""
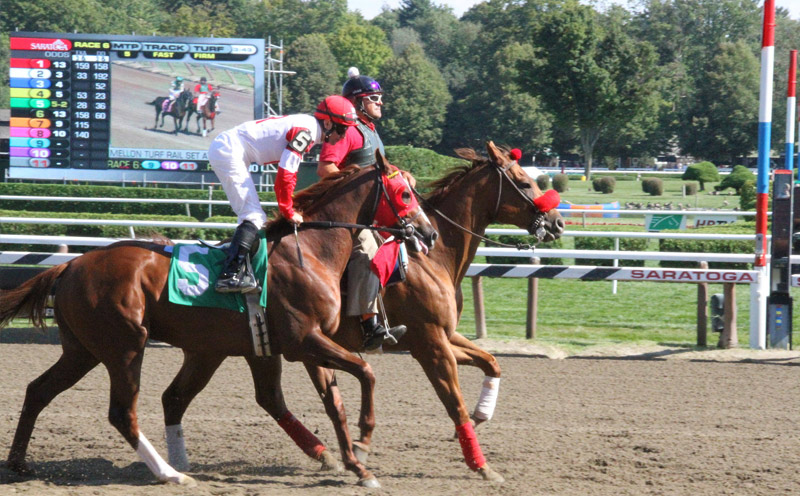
[157,141,565,483]
[147,90,192,134]
[190,91,220,137]
[1,153,438,488]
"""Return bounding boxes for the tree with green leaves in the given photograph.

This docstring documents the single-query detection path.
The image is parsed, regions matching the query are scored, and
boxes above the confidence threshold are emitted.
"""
[327,21,393,78]
[379,43,451,147]
[682,161,720,191]
[283,34,340,114]
[522,1,661,179]
[678,41,758,163]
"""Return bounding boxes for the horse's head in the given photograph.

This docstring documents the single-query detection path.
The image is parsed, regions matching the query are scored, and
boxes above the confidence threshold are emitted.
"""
[373,151,438,253]
[484,141,564,243]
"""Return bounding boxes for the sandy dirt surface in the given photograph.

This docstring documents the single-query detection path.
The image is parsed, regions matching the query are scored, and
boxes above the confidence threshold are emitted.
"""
[1,341,799,495]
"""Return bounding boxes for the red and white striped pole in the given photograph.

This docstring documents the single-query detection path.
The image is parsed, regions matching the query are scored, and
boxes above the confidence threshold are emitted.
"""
[786,50,797,172]
[755,0,775,267]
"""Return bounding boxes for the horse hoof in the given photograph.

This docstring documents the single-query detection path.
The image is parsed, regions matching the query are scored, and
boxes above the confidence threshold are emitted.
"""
[317,450,343,472]
[478,463,505,483]
[358,475,380,488]
[352,441,370,465]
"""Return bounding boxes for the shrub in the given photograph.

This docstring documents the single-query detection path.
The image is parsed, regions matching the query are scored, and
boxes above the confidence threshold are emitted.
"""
[681,161,719,190]
[0,183,278,220]
[684,182,698,195]
[658,222,754,269]
[739,180,756,210]
[484,235,564,265]
[641,178,663,196]
[0,210,213,253]
[552,173,569,192]
[573,236,649,266]
[592,176,615,194]
[385,145,467,183]
[536,174,551,191]
[716,165,755,194]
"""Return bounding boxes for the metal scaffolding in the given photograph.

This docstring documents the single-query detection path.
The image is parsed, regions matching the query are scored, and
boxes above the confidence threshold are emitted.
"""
[264,37,295,117]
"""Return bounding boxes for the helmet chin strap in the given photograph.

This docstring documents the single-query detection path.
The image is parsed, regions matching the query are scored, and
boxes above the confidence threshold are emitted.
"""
[356,98,374,122]
[319,119,335,143]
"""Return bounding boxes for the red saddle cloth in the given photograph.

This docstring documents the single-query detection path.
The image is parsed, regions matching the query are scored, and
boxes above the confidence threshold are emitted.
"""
[370,240,402,287]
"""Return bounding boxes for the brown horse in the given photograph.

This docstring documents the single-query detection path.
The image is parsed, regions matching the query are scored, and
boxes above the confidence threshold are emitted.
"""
[189,91,220,137]
[1,154,438,488]
[158,141,564,482]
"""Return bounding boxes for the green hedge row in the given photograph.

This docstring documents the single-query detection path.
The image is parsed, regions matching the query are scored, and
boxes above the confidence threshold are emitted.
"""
[0,183,277,220]
[658,222,755,270]
[573,236,649,266]
[384,145,468,185]
[0,209,235,253]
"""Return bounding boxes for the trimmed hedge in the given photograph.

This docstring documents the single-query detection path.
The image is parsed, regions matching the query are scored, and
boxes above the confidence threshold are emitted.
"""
[536,175,551,191]
[573,236,649,266]
[0,209,219,253]
[641,177,664,196]
[485,234,564,265]
[684,182,698,195]
[0,183,277,220]
[384,146,468,184]
[592,176,616,194]
[552,173,569,192]
[658,222,754,270]
[715,165,755,194]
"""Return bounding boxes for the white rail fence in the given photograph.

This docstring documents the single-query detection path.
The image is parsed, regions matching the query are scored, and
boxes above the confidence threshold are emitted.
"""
[0,207,772,349]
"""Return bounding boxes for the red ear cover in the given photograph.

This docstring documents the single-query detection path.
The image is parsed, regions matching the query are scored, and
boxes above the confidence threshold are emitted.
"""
[533,189,560,212]
[509,148,522,161]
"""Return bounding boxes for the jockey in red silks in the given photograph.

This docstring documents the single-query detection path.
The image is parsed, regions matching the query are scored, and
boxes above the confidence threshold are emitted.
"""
[193,76,214,112]
[207,95,358,293]
[318,67,415,352]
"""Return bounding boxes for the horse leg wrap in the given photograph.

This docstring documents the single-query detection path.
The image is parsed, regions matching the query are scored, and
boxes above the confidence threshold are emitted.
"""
[473,376,500,421]
[277,412,326,459]
[136,432,185,483]
[456,422,486,471]
[165,424,190,471]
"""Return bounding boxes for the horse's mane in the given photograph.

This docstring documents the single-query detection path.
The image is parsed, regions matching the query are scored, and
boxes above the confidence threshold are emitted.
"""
[425,148,498,205]
[264,165,363,237]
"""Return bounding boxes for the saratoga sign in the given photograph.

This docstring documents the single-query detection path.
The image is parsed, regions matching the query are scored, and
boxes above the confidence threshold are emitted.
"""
[629,269,756,283]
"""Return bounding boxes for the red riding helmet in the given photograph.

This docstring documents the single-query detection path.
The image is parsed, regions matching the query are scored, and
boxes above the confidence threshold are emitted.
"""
[314,95,358,126]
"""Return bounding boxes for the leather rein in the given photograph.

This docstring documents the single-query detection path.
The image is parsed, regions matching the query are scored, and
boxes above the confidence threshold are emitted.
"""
[412,160,548,251]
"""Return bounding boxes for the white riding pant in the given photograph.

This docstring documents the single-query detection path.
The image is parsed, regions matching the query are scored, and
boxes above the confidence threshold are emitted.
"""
[208,131,267,226]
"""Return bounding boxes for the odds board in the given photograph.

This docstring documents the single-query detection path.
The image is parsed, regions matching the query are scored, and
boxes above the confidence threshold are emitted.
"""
[8,32,265,182]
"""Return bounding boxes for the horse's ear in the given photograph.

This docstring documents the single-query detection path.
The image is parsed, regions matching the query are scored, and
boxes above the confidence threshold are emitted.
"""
[375,149,388,174]
[486,141,504,164]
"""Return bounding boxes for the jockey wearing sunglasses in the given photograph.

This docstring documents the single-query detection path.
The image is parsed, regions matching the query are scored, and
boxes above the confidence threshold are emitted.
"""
[317,67,416,352]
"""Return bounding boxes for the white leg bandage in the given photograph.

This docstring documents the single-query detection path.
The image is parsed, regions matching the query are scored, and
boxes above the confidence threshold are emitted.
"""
[472,376,501,421]
[165,424,190,472]
[136,432,186,484]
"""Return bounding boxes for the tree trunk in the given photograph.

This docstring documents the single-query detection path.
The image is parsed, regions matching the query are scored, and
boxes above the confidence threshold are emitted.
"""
[580,127,601,180]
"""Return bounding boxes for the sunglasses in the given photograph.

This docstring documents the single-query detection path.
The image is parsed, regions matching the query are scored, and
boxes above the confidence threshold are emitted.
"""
[364,94,382,104]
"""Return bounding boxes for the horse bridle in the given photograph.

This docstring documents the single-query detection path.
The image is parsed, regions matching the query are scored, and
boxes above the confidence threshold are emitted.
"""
[300,165,418,241]
[412,158,549,250]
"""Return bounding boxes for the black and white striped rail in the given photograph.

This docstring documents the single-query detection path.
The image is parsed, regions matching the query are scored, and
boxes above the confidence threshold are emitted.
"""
[466,264,759,283]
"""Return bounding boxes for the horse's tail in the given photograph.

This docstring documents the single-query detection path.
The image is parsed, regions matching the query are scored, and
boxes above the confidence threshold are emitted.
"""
[0,263,68,329]
[146,98,160,105]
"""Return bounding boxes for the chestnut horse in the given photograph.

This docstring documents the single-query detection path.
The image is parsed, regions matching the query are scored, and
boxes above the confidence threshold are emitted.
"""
[1,154,438,488]
[192,91,219,137]
[158,141,564,482]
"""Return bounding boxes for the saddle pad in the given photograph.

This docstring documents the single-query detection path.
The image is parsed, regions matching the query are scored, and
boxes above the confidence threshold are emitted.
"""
[167,231,268,311]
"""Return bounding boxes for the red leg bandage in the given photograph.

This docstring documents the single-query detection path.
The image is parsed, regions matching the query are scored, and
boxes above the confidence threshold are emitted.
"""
[533,189,560,213]
[277,412,326,459]
[455,421,486,471]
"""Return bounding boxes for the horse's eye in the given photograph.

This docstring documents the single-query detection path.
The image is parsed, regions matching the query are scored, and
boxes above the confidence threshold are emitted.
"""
[401,191,412,204]
[517,183,532,189]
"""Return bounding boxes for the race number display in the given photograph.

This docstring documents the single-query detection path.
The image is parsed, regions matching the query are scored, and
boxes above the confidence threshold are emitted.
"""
[8,32,265,182]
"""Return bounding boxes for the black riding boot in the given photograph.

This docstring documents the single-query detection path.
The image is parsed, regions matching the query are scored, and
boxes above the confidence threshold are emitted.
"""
[361,315,407,351]
[215,221,259,293]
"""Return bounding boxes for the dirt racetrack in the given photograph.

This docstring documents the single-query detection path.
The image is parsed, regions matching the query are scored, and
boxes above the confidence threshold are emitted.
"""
[1,342,799,495]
